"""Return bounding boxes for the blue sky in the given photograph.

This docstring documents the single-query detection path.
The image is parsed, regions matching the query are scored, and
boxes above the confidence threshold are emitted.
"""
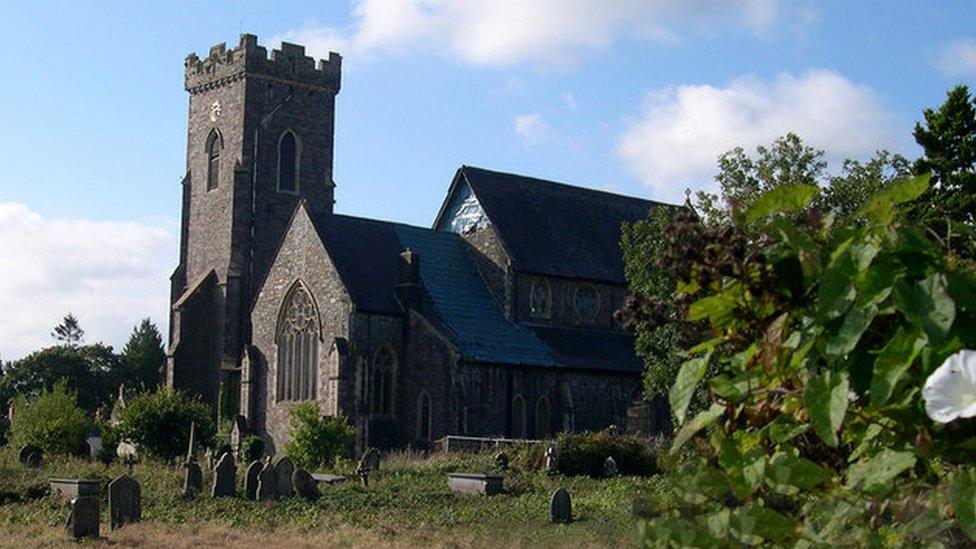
[1,0,974,358]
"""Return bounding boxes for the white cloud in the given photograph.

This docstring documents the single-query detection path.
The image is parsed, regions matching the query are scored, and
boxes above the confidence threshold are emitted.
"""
[271,0,782,67]
[617,70,903,200]
[937,39,976,78]
[513,113,551,146]
[0,204,175,361]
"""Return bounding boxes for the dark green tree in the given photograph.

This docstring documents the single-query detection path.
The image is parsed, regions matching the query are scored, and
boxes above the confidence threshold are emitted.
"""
[0,344,117,412]
[51,313,84,347]
[121,318,165,391]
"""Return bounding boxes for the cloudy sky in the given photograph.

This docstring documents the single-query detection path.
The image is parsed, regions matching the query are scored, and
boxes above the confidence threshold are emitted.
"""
[0,0,973,359]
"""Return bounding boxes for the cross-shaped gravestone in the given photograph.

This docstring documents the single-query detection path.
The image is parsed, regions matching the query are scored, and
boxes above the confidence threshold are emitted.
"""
[274,457,294,499]
[550,488,572,523]
[256,460,276,501]
[183,458,202,497]
[108,474,141,530]
[244,460,262,500]
[66,496,100,540]
[211,453,236,498]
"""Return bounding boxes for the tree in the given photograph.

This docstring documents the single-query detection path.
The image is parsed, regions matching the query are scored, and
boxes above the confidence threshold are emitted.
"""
[51,313,84,347]
[820,151,911,221]
[121,319,165,391]
[0,344,121,412]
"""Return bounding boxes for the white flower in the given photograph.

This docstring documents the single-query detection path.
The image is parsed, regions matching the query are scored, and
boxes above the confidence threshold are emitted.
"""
[923,350,976,423]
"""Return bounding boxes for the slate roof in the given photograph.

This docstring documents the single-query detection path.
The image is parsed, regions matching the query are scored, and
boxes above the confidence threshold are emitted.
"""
[436,166,677,284]
[528,325,642,374]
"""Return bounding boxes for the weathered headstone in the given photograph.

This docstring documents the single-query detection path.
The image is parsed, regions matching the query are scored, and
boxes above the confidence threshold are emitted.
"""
[360,447,381,472]
[108,474,141,530]
[256,460,276,501]
[495,452,509,470]
[182,458,203,497]
[215,443,233,463]
[292,468,320,501]
[204,448,214,470]
[86,436,103,461]
[25,451,43,468]
[229,415,247,458]
[244,460,262,500]
[603,456,618,478]
[18,444,41,465]
[550,488,572,523]
[66,496,100,540]
[545,446,557,476]
[274,456,294,498]
[211,453,237,497]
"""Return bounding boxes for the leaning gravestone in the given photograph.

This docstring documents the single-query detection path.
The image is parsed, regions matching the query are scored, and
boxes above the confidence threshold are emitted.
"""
[292,468,320,501]
[18,444,41,465]
[211,453,237,498]
[67,496,100,540]
[256,460,276,501]
[550,488,572,523]
[603,456,618,478]
[108,474,141,530]
[360,447,381,471]
[495,452,509,470]
[274,457,294,498]
[244,460,262,500]
[25,451,43,469]
[182,458,203,497]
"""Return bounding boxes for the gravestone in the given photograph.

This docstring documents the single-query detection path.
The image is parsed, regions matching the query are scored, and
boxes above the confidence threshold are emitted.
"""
[293,468,320,500]
[603,456,618,478]
[182,458,203,496]
[116,441,138,462]
[18,444,41,465]
[550,488,572,523]
[211,453,236,497]
[256,460,276,501]
[215,444,233,464]
[67,496,100,540]
[274,457,294,498]
[108,474,141,530]
[545,446,557,476]
[86,436,103,461]
[229,415,247,459]
[495,452,509,470]
[244,460,262,500]
[360,447,381,472]
[25,451,42,468]
[204,448,214,470]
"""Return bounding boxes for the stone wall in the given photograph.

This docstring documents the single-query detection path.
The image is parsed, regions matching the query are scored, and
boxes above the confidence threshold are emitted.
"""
[513,274,629,330]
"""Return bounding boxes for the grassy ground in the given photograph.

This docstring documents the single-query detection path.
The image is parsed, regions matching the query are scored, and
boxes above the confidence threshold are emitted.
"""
[0,447,667,547]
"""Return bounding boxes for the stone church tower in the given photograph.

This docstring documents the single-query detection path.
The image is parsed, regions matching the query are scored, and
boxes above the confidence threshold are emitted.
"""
[167,34,341,411]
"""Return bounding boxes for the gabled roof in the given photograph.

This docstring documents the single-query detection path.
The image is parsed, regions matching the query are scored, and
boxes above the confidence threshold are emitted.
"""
[434,166,677,284]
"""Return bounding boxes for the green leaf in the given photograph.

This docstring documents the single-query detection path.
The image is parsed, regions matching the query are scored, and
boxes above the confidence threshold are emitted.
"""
[688,286,741,326]
[845,449,916,494]
[669,355,710,425]
[859,174,930,223]
[709,373,757,403]
[729,505,796,543]
[671,403,725,454]
[713,431,765,500]
[817,240,859,320]
[893,273,956,343]
[767,452,831,492]
[950,468,976,541]
[868,328,927,407]
[742,183,820,224]
[824,305,877,358]
[804,370,849,447]
[766,415,810,443]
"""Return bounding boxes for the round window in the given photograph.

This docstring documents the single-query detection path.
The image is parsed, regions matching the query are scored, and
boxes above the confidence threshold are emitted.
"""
[574,284,599,321]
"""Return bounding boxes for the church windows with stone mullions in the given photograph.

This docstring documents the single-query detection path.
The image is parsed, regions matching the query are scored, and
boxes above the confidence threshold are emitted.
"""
[369,347,395,416]
[277,130,300,193]
[276,283,319,402]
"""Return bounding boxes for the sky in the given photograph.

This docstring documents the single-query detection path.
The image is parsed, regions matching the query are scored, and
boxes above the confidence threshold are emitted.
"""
[0,0,974,360]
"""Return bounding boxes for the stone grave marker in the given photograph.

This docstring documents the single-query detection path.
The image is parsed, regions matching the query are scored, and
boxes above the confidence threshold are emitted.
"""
[211,453,237,498]
[495,452,509,470]
[25,450,43,468]
[256,460,276,501]
[360,447,381,471]
[244,460,262,500]
[229,415,247,458]
[603,456,618,478]
[18,444,41,465]
[66,496,100,540]
[116,441,138,462]
[182,458,203,497]
[274,456,294,498]
[86,436,103,461]
[293,468,320,501]
[108,474,141,530]
[545,446,557,476]
[550,488,572,523]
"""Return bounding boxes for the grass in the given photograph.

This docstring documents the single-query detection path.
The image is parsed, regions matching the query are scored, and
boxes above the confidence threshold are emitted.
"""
[0,447,669,547]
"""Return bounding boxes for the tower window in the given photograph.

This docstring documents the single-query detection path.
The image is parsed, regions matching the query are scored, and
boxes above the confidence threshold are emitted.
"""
[206,130,221,191]
[369,347,395,416]
[278,130,299,193]
[276,282,319,402]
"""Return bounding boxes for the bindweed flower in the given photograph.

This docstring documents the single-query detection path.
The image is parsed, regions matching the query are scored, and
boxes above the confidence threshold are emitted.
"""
[923,350,976,423]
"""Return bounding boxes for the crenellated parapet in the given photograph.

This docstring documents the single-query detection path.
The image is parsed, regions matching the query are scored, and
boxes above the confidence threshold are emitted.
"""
[185,33,341,95]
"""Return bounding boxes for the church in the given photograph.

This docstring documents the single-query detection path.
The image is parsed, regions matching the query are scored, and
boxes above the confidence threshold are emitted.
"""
[166,35,675,454]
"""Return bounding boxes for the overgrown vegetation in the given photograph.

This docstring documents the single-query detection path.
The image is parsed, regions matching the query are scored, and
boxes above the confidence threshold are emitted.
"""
[9,381,89,456]
[284,402,355,470]
[554,431,660,477]
[115,387,214,461]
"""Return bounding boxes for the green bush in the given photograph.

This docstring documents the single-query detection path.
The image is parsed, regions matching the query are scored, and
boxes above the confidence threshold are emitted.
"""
[97,421,121,464]
[10,381,90,455]
[115,387,214,461]
[555,431,659,477]
[284,402,354,470]
[239,435,265,462]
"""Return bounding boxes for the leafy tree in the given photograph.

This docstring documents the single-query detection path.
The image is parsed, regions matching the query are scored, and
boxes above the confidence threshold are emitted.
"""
[284,402,354,470]
[819,151,911,221]
[0,345,117,412]
[115,387,214,461]
[51,313,84,347]
[10,380,90,455]
[121,318,165,391]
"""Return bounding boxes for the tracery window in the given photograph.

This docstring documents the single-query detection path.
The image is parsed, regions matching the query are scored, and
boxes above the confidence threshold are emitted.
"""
[529,277,552,319]
[535,395,551,438]
[276,284,319,401]
[206,129,221,191]
[574,284,600,322]
[369,347,394,416]
[512,394,527,439]
[278,130,299,193]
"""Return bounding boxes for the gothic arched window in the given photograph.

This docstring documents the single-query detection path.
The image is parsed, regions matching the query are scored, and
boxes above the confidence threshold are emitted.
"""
[512,394,527,439]
[206,130,221,191]
[277,130,299,193]
[276,283,319,401]
[535,395,551,438]
[417,391,431,441]
[529,277,552,319]
[369,347,395,416]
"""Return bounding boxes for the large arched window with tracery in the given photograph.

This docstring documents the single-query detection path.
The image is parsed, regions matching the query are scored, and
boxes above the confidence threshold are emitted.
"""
[369,347,395,416]
[276,283,319,401]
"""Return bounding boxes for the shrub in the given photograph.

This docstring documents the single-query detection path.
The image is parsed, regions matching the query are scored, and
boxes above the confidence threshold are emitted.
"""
[555,431,659,477]
[10,381,90,455]
[115,387,214,461]
[97,421,121,464]
[239,435,265,462]
[284,402,354,470]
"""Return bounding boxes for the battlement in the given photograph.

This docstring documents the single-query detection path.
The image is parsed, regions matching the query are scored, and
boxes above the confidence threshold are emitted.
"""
[185,34,341,94]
